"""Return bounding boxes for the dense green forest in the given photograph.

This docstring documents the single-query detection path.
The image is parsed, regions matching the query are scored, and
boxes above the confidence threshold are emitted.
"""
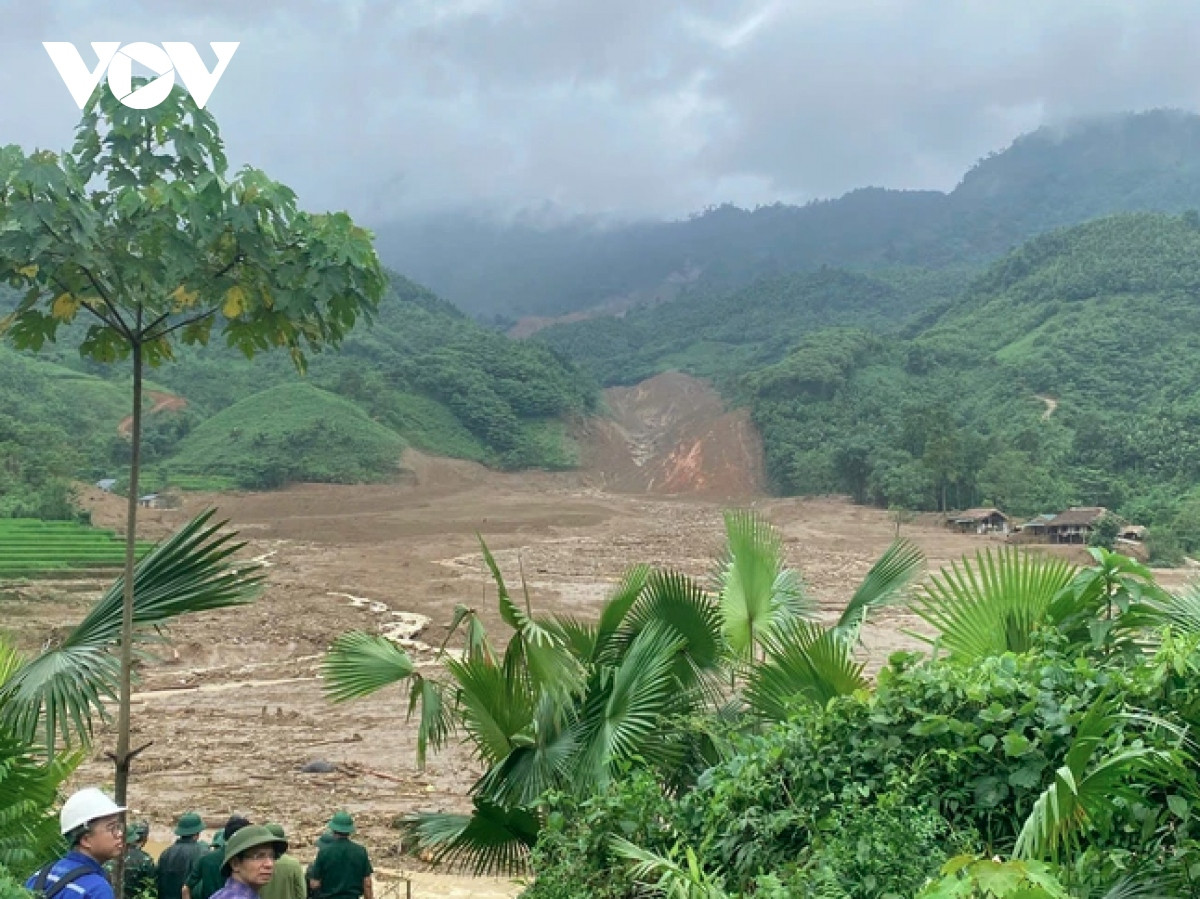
[0,273,596,512]
[377,110,1200,318]
[541,212,1200,558]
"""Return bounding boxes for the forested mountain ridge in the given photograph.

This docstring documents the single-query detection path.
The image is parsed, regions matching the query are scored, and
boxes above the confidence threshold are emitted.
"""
[756,214,1200,549]
[0,273,597,512]
[375,110,1200,318]
[534,211,1200,556]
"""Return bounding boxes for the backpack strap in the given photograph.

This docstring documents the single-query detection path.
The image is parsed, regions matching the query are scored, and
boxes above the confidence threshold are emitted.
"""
[38,865,95,899]
[32,863,56,895]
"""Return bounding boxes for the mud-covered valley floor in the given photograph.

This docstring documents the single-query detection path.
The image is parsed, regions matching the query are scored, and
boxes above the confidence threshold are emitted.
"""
[6,376,1193,898]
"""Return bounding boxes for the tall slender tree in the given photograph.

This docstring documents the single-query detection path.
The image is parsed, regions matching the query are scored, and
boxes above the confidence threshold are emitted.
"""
[0,79,385,827]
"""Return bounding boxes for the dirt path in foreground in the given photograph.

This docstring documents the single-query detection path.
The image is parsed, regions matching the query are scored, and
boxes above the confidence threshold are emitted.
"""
[8,453,1193,896]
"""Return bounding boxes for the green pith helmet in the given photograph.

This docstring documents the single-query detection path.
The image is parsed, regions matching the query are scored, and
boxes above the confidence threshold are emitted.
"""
[264,823,289,851]
[210,830,225,850]
[126,821,150,842]
[175,812,205,837]
[221,825,287,877]
[327,811,355,835]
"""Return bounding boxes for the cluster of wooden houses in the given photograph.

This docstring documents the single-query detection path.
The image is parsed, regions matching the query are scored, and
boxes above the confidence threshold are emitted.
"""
[947,506,1145,546]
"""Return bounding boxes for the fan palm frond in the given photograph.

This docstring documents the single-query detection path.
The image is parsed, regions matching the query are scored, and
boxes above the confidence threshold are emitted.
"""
[715,510,811,660]
[911,547,1077,662]
[1014,700,1182,860]
[446,654,538,766]
[745,619,866,722]
[0,510,263,749]
[398,800,540,876]
[836,538,925,641]
[322,631,415,701]
[574,623,687,790]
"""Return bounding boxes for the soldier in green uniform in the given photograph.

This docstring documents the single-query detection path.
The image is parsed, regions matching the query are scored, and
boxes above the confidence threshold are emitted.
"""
[258,825,305,899]
[187,817,250,899]
[121,822,157,899]
[307,814,372,899]
[304,833,334,899]
[158,812,208,899]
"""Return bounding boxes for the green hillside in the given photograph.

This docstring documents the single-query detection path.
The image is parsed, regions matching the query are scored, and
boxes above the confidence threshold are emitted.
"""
[0,273,595,513]
[163,383,406,489]
[0,345,132,519]
[537,211,1200,555]
[536,265,972,388]
[746,213,1200,553]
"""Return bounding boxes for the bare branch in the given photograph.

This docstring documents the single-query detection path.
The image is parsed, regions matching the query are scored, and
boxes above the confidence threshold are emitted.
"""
[143,305,221,343]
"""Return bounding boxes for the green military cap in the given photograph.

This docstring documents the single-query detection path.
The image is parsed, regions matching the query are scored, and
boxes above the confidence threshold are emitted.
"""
[221,825,287,877]
[264,823,289,850]
[175,812,205,836]
[211,830,225,849]
[327,811,355,835]
[126,820,150,841]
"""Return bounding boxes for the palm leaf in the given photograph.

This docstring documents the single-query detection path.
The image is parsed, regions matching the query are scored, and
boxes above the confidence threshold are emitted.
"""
[1014,701,1182,860]
[543,616,598,664]
[480,537,584,701]
[322,631,415,701]
[609,836,728,899]
[622,569,723,682]
[574,623,686,790]
[836,538,925,640]
[911,547,1077,662]
[745,620,866,722]
[1,510,263,749]
[594,564,651,660]
[399,800,540,876]
[474,692,579,808]
[0,651,81,875]
[1123,583,1200,636]
[407,674,455,769]
[446,654,536,766]
[715,510,810,660]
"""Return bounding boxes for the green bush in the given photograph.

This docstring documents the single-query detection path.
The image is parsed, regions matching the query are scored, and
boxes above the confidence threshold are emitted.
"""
[0,866,31,899]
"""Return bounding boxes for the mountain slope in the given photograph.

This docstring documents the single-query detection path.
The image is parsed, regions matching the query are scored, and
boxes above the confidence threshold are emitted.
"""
[375,110,1200,318]
[0,274,598,512]
[747,212,1200,541]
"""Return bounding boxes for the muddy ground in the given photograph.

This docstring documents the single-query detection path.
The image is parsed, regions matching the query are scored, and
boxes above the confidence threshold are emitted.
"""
[6,376,1194,898]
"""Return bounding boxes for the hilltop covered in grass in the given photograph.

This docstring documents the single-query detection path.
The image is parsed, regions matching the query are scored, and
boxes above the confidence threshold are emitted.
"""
[1,273,596,512]
[163,383,406,489]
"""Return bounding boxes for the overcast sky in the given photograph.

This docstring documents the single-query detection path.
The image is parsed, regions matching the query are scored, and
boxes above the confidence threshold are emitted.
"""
[2,1,1200,226]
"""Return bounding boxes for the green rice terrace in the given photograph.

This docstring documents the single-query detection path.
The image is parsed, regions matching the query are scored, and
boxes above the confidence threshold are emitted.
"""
[0,519,153,581]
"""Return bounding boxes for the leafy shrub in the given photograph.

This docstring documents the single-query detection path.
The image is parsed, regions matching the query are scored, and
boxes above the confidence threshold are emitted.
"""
[0,867,31,899]
[791,795,968,898]
[523,770,677,899]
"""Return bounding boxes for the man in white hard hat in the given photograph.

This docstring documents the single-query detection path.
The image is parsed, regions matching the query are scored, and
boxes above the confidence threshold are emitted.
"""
[25,787,126,899]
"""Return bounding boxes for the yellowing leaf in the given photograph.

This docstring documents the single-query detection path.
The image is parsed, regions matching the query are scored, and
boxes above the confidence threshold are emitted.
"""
[51,293,81,321]
[17,264,37,278]
[222,285,247,318]
[171,285,200,309]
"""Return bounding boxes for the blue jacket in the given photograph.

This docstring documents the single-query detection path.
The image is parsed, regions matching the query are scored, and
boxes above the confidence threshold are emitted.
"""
[25,851,114,899]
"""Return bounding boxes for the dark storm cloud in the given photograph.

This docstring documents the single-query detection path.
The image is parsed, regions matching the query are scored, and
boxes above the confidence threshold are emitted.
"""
[1,1,1199,223]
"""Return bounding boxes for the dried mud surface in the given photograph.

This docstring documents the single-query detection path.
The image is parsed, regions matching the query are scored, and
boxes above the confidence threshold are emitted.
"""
[7,377,1194,898]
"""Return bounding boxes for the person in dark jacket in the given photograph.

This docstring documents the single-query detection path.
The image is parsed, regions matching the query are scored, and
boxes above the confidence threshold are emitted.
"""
[307,814,372,899]
[116,822,156,899]
[158,813,208,899]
